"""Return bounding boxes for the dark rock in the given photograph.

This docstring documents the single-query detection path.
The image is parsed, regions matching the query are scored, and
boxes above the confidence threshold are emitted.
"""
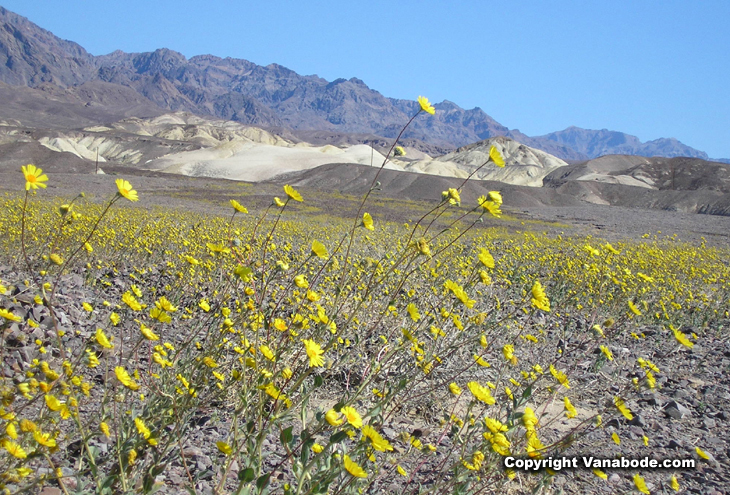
[629,415,646,427]
[664,400,692,420]
[667,439,684,449]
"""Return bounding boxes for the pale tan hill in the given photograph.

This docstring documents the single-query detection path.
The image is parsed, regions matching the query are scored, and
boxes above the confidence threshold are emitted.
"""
[390,136,568,186]
[7,113,567,185]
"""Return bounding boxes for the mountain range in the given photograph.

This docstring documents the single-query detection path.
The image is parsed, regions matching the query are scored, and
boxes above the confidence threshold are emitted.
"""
[0,6,724,163]
[0,7,724,162]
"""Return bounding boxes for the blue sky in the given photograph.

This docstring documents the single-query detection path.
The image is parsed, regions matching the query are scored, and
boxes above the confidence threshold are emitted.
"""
[4,0,729,157]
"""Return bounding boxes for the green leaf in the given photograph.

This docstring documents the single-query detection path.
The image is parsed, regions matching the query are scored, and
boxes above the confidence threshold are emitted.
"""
[301,438,315,464]
[330,431,348,444]
[239,468,255,483]
[521,385,533,400]
[333,401,344,412]
[150,464,166,477]
[143,474,153,492]
[247,420,255,433]
[256,473,271,491]
[281,426,294,446]
[314,375,323,387]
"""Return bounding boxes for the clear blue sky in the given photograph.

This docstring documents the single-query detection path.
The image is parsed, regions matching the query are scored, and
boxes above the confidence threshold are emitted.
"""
[3,0,729,157]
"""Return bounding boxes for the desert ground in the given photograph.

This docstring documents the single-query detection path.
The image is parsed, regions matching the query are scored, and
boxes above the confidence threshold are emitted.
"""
[1,160,729,495]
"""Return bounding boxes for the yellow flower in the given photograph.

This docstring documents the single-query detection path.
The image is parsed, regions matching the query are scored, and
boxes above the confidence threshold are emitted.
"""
[628,300,642,316]
[140,323,159,341]
[448,383,462,396]
[417,96,435,115]
[6,422,18,439]
[397,465,407,476]
[343,454,367,477]
[100,422,110,437]
[473,354,490,367]
[82,302,93,312]
[311,240,328,259]
[612,432,620,445]
[633,473,650,494]
[115,179,139,202]
[549,364,570,389]
[50,253,63,265]
[522,407,539,429]
[502,344,517,364]
[462,451,485,471]
[672,325,694,348]
[487,190,503,205]
[260,345,275,361]
[416,238,431,257]
[86,349,100,368]
[564,396,577,418]
[311,443,324,453]
[135,417,151,439]
[302,339,325,367]
[0,308,22,322]
[341,406,362,428]
[362,212,374,231]
[325,409,344,426]
[273,197,286,207]
[477,196,502,217]
[406,303,420,322]
[95,328,114,348]
[484,417,508,433]
[444,188,461,206]
[489,145,505,167]
[599,345,613,361]
[614,396,633,420]
[217,441,233,455]
[468,382,495,404]
[478,248,495,268]
[531,281,550,312]
[284,184,303,202]
[153,296,176,313]
[45,393,63,411]
[22,164,48,190]
[33,430,56,447]
[362,425,393,452]
[20,419,37,432]
[695,446,710,460]
[3,439,28,459]
[274,318,288,331]
[592,469,608,480]
[229,199,248,213]
[115,366,140,390]
[670,475,680,491]
[294,274,309,288]
[122,291,142,311]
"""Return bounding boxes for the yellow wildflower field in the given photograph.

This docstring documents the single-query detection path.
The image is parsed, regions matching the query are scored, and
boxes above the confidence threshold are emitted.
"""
[0,105,728,494]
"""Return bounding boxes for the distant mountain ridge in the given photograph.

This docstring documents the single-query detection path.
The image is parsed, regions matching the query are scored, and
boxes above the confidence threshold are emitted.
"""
[0,6,722,162]
[536,126,709,160]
